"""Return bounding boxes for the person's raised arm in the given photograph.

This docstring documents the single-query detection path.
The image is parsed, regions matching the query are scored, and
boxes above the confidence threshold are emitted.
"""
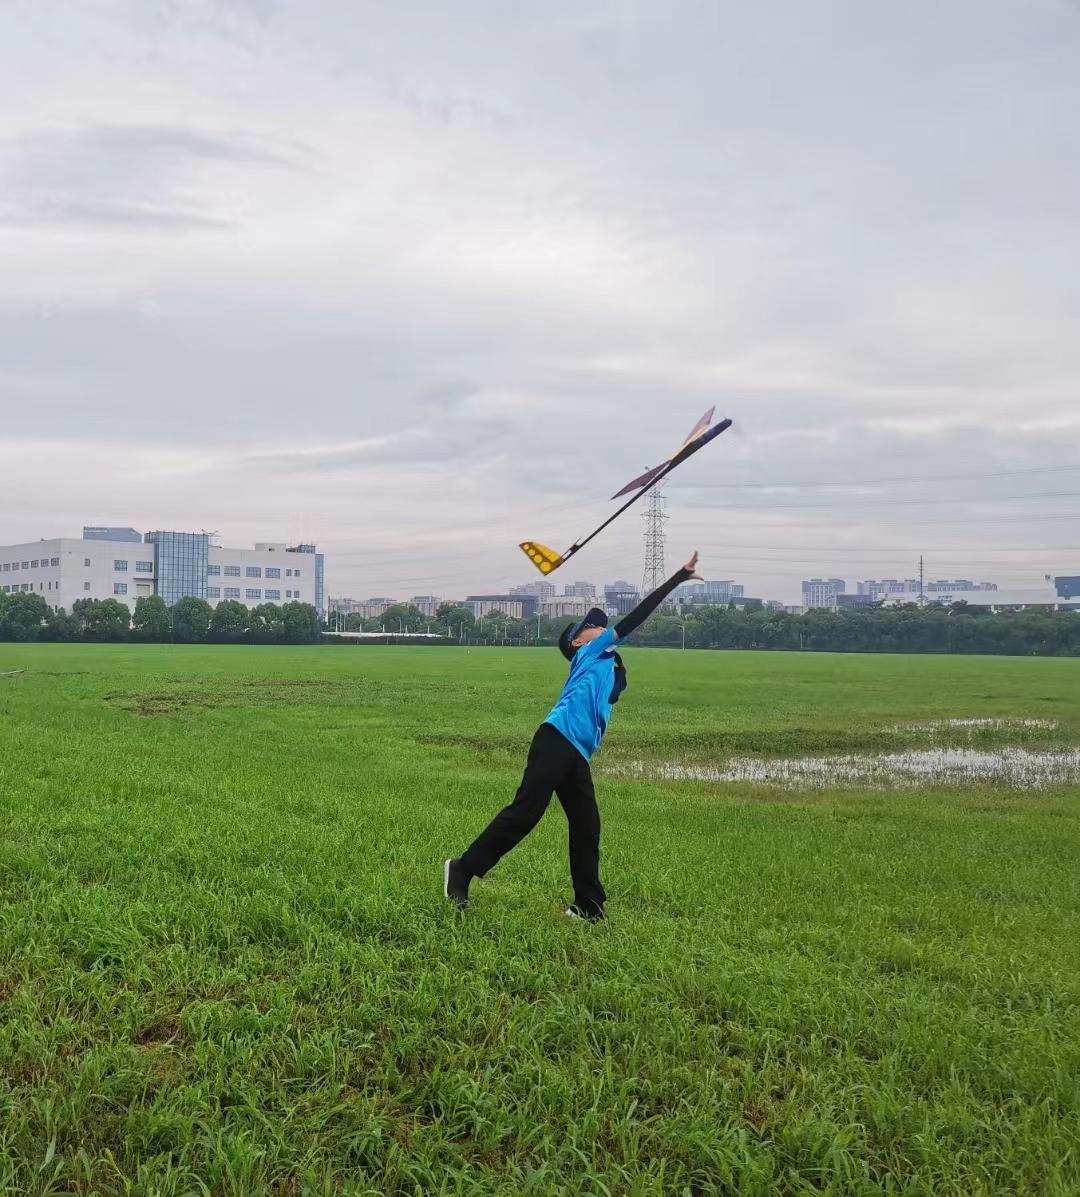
[614,551,702,639]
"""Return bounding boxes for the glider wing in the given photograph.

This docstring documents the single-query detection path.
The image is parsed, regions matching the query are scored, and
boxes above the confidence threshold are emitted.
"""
[608,406,717,499]
[519,409,732,575]
[610,462,668,500]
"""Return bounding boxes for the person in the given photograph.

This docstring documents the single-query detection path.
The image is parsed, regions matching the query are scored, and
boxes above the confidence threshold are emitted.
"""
[444,551,702,920]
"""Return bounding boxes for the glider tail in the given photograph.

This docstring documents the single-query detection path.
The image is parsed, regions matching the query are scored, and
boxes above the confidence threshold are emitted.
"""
[519,541,564,575]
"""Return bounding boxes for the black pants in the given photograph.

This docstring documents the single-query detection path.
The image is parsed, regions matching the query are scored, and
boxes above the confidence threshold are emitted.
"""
[461,722,606,915]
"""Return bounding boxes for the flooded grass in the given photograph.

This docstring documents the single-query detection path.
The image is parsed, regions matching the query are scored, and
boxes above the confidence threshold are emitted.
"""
[611,746,1080,789]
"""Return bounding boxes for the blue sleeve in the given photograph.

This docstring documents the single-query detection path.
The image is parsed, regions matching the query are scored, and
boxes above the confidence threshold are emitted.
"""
[577,627,616,662]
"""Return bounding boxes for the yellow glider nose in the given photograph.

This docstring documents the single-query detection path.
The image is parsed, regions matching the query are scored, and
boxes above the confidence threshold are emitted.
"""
[519,541,563,575]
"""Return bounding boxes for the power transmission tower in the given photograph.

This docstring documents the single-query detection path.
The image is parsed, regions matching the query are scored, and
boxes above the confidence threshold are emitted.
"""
[641,480,668,596]
[919,554,925,606]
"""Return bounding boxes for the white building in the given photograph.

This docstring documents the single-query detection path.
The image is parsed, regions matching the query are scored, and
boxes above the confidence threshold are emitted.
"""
[409,595,444,617]
[801,578,847,609]
[510,581,556,600]
[466,596,528,619]
[857,578,919,598]
[540,596,589,618]
[1,527,325,616]
[857,578,997,599]
[927,579,997,593]
[679,579,745,605]
[562,580,596,598]
[915,585,1079,611]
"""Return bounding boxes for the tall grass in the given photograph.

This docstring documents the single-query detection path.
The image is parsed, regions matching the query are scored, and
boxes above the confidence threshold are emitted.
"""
[1,645,1078,1194]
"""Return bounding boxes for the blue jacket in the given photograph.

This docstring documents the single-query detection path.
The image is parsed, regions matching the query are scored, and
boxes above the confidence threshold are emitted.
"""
[544,627,618,760]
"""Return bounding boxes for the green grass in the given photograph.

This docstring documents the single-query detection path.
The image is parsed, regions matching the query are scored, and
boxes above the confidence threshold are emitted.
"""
[1,644,1079,1195]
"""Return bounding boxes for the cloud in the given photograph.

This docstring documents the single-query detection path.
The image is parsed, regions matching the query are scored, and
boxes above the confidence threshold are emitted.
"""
[0,123,299,231]
[0,1,1078,602]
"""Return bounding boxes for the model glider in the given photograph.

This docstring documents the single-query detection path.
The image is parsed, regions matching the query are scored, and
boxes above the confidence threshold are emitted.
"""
[520,407,733,575]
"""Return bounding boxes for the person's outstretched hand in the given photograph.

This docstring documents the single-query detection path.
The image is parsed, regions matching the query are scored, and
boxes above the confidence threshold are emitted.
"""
[683,550,703,580]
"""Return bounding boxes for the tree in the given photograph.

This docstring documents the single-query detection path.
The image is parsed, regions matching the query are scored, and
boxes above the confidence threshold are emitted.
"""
[40,607,79,642]
[72,597,130,642]
[0,592,49,641]
[281,601,321,643]
[248,602,285,643]
[171,596,212,643]
[209,600,250,643]
[379,603,426,633]
[436,603,475,626]
[132,595,171,641]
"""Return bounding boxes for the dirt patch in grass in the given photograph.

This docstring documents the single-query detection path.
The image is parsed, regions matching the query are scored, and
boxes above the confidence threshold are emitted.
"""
[239,679,352,689]
[104,678,356,716]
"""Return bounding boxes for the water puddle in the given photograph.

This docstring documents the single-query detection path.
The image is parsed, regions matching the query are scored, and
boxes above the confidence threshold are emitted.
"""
[612,748,1080,790]
[895,717,1058,733]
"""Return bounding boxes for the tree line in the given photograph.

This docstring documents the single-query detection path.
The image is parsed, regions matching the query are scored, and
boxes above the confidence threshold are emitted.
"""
[0,592,322,644]
[4,590,1078,655]
[335,599,1080,656]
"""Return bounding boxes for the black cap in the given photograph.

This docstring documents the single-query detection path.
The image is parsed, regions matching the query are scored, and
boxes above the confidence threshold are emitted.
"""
[559,607,608,657]
[578,606,609,633]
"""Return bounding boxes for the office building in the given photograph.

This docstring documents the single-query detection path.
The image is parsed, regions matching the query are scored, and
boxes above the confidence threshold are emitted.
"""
[801,578,847,609]
[1,526,325,616]
[510,581,556,600]
[409,595,444,617]
[562,581,596,598]
[928,579,997,593]
[603,582,640,617]
[540,596,589,619]
[466,594,537,620]
[679,579,745,606]
[837,593,876,609]
[917,584,1077,611]
[857,579,919,598]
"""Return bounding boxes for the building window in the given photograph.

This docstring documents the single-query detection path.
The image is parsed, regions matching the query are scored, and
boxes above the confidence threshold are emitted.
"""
[50,557,59,566]
[224,587,240,599]
[21,561,29,569]
[21,583,29,592]
[245,566,262,578]
[136,560,154,573]
[144,530,209,607]
[114,560,128,572]
[31,559,39,568]
[246,588,261,599]
[293,570,301,580]
[2,563,8,571]
[207,586,221,599]
[114,582,128,595]
[264,589,280,600]
[224,565,241,577]
[84,582,91,591]
[265,567,280,579]
[207,564,221,576]
[84,558,91,567]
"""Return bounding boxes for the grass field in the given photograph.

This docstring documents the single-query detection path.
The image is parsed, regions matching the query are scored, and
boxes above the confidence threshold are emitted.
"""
[1,644,1079,1195]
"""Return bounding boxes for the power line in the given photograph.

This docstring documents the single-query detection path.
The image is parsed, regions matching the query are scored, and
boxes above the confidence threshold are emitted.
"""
[682,489,1080,512]
[679,462,1080,491]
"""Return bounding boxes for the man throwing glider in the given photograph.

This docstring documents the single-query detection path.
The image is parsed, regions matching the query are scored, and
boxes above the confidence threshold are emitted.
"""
[444,551,702,920]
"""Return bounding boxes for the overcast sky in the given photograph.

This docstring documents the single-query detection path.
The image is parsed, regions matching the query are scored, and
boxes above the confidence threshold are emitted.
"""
[2,0,1078,604]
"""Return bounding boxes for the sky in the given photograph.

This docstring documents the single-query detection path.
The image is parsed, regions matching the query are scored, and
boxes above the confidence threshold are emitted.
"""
[2,0,1078,605]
